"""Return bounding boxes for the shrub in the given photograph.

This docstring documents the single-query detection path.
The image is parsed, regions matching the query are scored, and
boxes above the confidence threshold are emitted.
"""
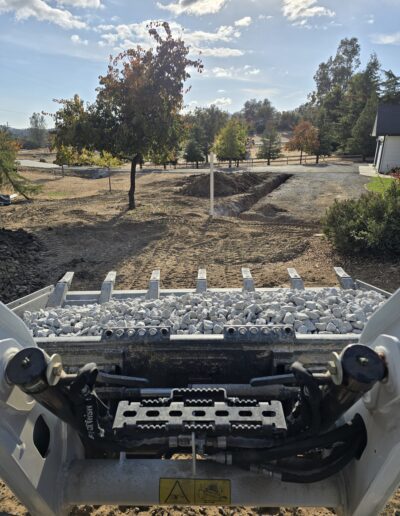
[323,182,400,255]
[389,167,400,180]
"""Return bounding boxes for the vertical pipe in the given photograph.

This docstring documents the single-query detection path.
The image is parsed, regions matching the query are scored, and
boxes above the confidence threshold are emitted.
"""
[210,152,214,217]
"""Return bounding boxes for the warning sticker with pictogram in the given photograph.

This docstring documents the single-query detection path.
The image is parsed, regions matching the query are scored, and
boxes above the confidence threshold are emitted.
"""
[159,478,231,505]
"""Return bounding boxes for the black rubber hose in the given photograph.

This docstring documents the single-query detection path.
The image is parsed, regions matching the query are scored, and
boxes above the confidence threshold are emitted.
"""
[231,415,365,465]
[280,445,358,483]
[269,442,353,472]
[290,361,322,435]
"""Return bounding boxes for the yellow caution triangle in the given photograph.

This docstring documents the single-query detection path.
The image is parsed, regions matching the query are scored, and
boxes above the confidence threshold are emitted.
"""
[164,480,191,504]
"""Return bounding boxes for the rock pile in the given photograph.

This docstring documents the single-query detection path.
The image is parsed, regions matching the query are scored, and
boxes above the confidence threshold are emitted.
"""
[0,228,47,304]
[23,288,386,338]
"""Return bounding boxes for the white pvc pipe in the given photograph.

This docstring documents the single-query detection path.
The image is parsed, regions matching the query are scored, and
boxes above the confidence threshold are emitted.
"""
[210,152,214,217]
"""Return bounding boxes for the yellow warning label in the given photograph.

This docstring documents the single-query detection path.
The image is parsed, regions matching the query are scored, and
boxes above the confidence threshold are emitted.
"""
[159,478,231,505]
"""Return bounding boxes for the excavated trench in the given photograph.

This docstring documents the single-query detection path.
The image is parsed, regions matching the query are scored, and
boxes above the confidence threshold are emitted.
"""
[214,173,292,218]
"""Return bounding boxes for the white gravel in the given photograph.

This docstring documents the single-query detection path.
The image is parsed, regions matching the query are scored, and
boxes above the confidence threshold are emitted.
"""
[23,288,386,338]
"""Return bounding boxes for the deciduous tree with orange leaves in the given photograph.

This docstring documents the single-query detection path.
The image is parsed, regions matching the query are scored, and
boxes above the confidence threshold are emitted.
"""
[286,120,320,164]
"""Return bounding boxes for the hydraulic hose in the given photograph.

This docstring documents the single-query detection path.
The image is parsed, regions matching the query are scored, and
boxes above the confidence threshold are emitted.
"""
[231,414,365,465]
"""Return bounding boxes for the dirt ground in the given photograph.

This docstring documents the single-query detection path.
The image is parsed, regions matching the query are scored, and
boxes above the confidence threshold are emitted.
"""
[0,166,399,515]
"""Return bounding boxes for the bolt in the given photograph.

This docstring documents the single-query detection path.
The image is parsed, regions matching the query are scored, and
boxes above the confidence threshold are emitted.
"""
[52,363,62,377]
[357,356,369,366]
[327,360,337,375]
[21,357,31,369]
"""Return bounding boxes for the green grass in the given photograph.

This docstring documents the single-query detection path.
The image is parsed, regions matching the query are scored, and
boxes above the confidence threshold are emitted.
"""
[45,191,68,198]
[367,177,397,194]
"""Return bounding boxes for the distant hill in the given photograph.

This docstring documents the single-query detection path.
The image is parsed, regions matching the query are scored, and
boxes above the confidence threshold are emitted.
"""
[0,126,30,138]
[1,125,49,149]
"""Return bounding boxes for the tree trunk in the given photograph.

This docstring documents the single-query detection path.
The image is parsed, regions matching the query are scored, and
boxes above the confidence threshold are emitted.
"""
[268,157,271,166]
[300,149,303,164]
[229,160,232,168]
[128,156,138,210]
[196,161,199,169]
[163,163,167,170]
[316,154,320,164]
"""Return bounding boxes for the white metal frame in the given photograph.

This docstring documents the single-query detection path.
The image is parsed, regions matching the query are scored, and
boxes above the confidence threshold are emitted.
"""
[0,287,399,515]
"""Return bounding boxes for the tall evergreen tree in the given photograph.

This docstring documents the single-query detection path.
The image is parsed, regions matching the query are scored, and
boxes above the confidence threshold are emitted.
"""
[380,70,400,104]
[347,93,378,161]
[257,128,281,165]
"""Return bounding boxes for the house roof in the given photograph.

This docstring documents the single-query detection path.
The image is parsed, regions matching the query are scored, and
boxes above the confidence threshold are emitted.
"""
[372,104,400,136]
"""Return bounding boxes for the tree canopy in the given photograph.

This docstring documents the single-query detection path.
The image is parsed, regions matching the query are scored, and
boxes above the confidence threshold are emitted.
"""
[286,121,319,163]
[0,129,39,199]
[52,22,202,209]
[29,112,48,149]
[214,119,247,167]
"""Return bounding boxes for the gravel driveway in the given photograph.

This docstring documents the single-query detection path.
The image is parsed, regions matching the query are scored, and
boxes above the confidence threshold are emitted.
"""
[238,164,368,224]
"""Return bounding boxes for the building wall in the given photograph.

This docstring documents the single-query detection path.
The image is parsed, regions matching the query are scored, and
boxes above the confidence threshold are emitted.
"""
[379,136,400,173]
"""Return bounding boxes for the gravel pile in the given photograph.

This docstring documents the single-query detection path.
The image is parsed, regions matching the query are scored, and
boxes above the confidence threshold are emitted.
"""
[23,288,386,338]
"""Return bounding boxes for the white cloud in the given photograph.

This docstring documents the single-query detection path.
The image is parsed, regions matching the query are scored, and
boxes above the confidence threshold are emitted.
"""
[71,33,88,44]
[207,65,260,78]
[209,96,232,107]
[157,0,228,16]
[234,16,252,27]
[97,20,245,58]
[371,32,400,45]
[242,87,280,97]
[258,14,273,20]
[196,46,244,57]
[0,0,87,28]
[56,0,102,7]
[282,0,335,21]
[366,14,375,24]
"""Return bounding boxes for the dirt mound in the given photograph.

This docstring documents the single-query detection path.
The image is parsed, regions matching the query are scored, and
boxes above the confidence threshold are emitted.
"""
[181,171,271,198]
[0,228,48,303]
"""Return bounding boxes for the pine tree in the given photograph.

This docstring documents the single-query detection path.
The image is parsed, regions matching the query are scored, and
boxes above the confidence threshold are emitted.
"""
[257,128,281,165]
[380,70,400,104]
[0,129,39,199]
[347,93,378,161]
[184,139,205,168]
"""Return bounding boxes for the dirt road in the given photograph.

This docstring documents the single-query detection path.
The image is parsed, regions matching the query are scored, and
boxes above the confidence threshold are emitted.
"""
[0,166,399,515]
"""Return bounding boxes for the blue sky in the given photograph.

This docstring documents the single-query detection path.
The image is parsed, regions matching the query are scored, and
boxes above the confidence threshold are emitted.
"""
[1,0,400,128]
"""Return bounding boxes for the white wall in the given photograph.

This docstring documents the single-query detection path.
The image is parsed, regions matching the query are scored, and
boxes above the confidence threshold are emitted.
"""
[379,136,400,173]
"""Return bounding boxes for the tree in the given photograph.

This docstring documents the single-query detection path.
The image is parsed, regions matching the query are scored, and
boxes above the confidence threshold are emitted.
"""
[51,95,93,153]
[184,139,205,168]
[188,106,229,161]
[380,70,400,104]
[92,22,202,209]
[312,37,361,103]
[214,120,247,168]
[257,128,281,165]
[29,112,48,148]
[240,99,276,135]
[278,110,300,131]
[315,108,333,163]
[286,120,319,163]
[346,92,378,161]
[148,116,184,169]
[336,54,381,150]
[55,145,77,167]
[0,129,39,199]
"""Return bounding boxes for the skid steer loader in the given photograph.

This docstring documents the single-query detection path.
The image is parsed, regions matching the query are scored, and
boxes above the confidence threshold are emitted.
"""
[0,266,399,515]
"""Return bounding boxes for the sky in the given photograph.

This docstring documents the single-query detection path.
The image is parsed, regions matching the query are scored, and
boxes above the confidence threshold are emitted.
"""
[1,0,400,128]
